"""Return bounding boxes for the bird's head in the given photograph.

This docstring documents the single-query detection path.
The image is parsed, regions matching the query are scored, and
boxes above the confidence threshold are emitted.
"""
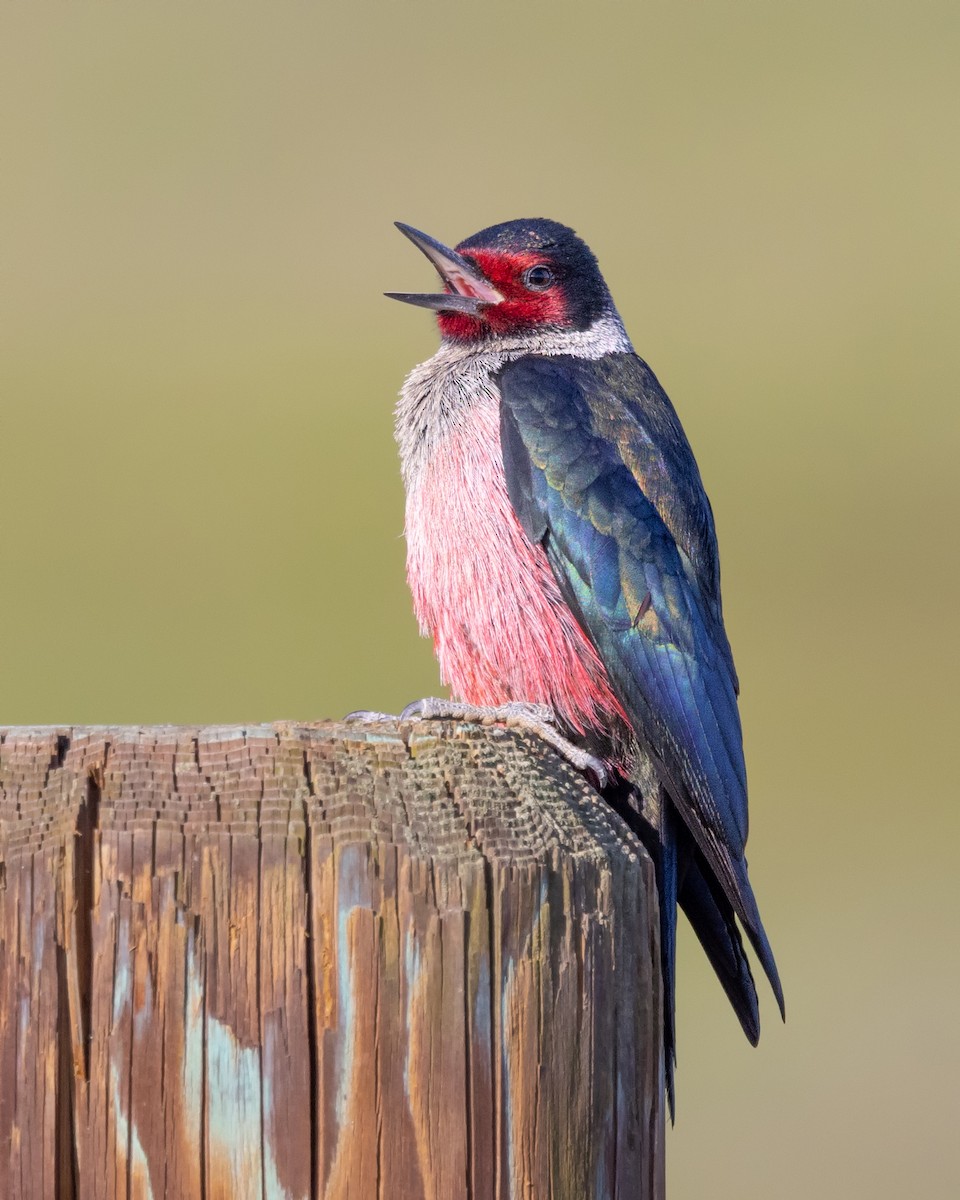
[387,219,614,342]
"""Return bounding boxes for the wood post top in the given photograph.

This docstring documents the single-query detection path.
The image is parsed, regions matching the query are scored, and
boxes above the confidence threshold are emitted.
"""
[0,720,649,873]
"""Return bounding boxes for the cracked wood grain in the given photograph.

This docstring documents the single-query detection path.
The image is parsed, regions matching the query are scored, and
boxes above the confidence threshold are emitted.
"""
[0,721,664,1200]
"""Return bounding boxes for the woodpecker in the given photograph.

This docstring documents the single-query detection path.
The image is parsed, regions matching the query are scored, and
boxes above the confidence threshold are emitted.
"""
[371,218,783,1106]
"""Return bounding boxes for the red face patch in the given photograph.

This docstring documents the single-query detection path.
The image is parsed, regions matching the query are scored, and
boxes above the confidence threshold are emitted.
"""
[437,250,569,341]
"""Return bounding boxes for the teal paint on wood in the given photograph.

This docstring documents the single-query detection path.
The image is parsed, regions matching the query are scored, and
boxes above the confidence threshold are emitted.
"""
[183,924,205,1164]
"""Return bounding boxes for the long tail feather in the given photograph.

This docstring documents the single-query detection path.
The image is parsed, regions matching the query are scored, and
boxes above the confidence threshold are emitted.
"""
[679,849,761,1044]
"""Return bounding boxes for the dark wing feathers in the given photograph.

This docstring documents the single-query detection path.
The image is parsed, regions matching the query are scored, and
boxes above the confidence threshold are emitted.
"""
[585,355,738,692]
[499,353,783,1016]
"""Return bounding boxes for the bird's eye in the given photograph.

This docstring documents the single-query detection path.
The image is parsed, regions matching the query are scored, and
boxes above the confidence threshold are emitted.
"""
[522,265,554,291]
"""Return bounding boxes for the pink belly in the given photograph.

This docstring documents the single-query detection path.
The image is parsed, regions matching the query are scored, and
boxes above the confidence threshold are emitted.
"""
[405,402,626,736]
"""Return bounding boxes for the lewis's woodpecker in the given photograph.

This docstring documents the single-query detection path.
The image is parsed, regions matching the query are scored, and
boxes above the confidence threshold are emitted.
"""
[364,218,783,1103]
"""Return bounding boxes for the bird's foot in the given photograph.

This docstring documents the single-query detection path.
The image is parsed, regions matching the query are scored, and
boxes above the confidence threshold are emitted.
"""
[344,700,553,726]
[380,697,611,788]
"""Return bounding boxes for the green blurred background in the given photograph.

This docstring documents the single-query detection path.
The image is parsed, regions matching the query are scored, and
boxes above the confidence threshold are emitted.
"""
[2,3,957,1195]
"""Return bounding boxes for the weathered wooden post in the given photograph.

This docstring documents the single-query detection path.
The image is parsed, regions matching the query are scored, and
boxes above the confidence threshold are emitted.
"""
[0,721,664,1199]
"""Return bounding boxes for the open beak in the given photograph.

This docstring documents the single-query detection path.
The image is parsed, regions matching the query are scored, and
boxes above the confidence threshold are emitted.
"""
[385,222,504,314]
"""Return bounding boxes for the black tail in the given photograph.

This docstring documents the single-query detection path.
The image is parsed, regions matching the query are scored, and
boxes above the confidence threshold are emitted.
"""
[679,846,760,1045]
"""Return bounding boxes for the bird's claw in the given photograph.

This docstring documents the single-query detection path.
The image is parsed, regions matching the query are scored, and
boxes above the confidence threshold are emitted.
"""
[343,709,399,723]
